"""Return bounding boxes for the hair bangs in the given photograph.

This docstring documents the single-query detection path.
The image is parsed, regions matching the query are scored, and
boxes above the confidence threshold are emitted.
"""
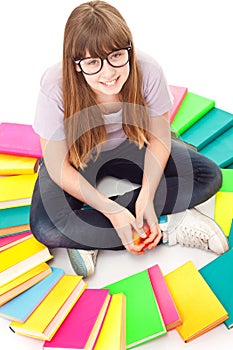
[73,15,130,60]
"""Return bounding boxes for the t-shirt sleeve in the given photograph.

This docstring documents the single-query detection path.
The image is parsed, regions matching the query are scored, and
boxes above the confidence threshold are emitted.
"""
[33,63,66,141]
[139,52,174,116]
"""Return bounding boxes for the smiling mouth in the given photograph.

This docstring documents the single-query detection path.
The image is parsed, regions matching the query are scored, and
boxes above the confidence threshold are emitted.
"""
[101,77,119,86]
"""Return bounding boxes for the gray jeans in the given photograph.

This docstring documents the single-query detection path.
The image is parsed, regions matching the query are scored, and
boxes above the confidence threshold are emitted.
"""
[30,139,222,250]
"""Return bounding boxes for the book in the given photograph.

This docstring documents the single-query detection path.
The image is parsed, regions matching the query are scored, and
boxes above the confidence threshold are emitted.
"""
[0,205,30,229]
[180,108,233,150]
[10,275,87,340]
[148,264,182,330]
[169,85,188,123]
[94,293,126,350]
[199,249,233,329]
[0,153,39,175]
[200,127,233,168]
[214,192,233,236]
[0,267,65,322]
[0,263,51,306]
[0,224,30,238]
[228,220,233,249]
[164,261,228,342]
[0,231,32,251]
[219,169,233,192]
[0,198,31,210]
[0,173,38,202]
[171,91,215,136]
[0,236,53,286]
[0,122,42,158]
[103,269,167,349]
[43,289,111,350]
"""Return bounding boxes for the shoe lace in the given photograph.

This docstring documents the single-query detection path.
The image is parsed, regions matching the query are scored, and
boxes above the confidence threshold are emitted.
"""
[177,225,209,250]
[88,250,98,265]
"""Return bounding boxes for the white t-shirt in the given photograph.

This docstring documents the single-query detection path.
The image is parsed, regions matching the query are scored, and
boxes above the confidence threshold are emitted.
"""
[33,50,173,151]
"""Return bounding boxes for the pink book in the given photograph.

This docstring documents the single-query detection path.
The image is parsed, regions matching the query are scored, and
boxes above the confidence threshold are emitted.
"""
[0,123,42,158]
[0,231,32,251]
[148,264,182,330]
[43,289,111,350]
[169,85,188,123]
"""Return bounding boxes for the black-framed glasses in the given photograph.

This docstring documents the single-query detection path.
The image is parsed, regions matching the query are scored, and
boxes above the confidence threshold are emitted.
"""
[73,46,131,75]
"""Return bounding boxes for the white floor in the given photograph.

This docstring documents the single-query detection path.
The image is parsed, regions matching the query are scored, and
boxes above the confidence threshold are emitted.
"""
[1,180,233,350]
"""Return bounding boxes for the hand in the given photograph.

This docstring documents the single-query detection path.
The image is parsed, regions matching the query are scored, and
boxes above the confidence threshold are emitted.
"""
[135,190,162,251]
[106,205,147,255]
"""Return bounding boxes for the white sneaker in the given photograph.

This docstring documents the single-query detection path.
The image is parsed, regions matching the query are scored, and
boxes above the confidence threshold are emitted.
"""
[67,249,98,278]
[162,208,229,255]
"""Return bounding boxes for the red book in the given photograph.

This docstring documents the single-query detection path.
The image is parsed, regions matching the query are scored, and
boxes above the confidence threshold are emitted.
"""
[0,122,42,158]
[0,231,32,252]
[169,85,188,123]
[148,264,182,330]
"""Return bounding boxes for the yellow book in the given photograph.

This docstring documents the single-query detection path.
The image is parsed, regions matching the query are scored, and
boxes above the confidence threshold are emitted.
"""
[215,192,233,236]
[0,236,53,286]
[0,263,52,306]
[0,173,38,202]
[0,154,39,175]
[164,261,228,342]
[94,293,126,350]
[10,274,87,340]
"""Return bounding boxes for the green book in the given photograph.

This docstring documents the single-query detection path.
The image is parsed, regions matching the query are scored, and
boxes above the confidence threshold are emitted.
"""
[180,108,233,150]
[0,205,30,229]
[199,249,233,329]
[103,269,167,349]
[220,169,233,192]
[171,92,215,136]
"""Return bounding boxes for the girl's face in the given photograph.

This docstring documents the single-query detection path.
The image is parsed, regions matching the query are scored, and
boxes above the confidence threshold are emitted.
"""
[75,50,130,103]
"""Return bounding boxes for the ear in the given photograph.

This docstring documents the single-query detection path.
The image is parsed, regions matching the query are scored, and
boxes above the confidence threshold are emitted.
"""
[75,65,81,73]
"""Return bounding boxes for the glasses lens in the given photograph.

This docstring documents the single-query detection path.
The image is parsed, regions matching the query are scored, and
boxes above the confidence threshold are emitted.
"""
[108,49,129,67]
[80,58,102,75]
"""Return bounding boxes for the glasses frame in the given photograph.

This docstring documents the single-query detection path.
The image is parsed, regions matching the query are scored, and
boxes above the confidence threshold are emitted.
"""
[73,46,132,75]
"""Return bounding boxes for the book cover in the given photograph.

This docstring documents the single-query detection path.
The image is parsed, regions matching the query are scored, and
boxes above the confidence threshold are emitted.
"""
[0,154,39,175]
[0,236,53,285]
[0,263,51,306]
[200,127,233,168]
[219,169,233,192]
[10,275,87,340]
[0,122,42,158]
[43,289,111,350]
[148,264,182,330]
[94,293,126,350]
[0,225,30,238]
[0,205,30,229]
[180,108,233,150]
[164,261,228,342]
[199,249,233,329]
[103,269,167,349]
[0,231,32,251]
[214,192,233,236]
[0,267,65,322]
[171,92,215,136]
[169,85,188,123]
[0,173,38,202]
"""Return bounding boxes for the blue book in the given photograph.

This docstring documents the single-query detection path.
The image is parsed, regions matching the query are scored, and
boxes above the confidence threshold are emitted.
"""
[228,220,233,249]
[180,108,233,150]
[200,127,233,168]
[0,267,65,322]
[226,163,233,169]
[0,205,30,229]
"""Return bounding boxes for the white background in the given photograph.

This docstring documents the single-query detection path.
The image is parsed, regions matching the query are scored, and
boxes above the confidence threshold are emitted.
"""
[0,1,233,349]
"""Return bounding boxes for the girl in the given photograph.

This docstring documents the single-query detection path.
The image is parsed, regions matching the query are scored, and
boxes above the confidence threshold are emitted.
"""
[30,0,228,277]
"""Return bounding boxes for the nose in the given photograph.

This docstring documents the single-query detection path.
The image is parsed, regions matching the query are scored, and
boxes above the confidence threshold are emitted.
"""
[101,58,115,76]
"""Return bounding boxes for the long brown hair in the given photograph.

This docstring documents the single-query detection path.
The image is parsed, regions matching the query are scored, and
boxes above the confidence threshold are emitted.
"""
[63,0,149,169]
